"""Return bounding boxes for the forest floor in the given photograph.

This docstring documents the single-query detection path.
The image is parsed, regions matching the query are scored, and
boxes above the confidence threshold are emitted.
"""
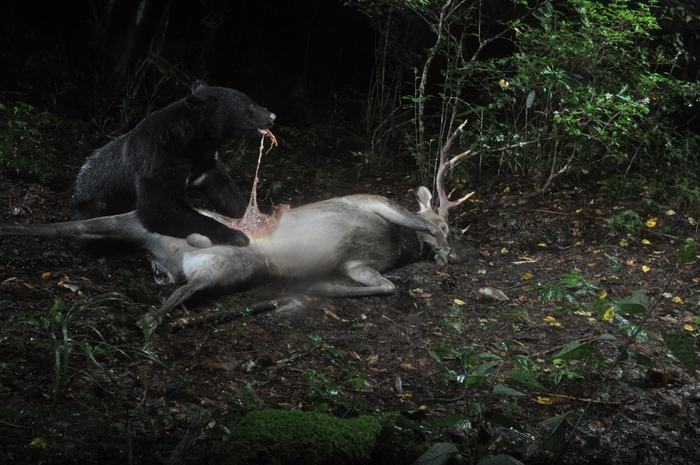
[0,121,699,464]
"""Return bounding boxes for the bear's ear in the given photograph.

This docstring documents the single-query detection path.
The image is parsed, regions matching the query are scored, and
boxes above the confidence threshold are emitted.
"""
[191,80,209,94]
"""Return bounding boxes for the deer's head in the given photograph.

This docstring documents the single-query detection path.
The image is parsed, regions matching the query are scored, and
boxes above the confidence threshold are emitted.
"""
[415,147,474,265]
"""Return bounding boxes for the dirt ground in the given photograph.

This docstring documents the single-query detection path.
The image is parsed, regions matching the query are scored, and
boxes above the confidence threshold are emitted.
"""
[0,127,699,464]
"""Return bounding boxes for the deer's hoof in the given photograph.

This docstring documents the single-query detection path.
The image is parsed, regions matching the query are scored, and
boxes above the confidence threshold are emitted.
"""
[137,312,162,333]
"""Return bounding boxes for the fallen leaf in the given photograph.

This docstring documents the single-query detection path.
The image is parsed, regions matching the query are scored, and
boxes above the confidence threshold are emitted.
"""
[478,269,487,275]
[453,299,466,306]
[665,210,676,216]
[597,291,607,299]
[501,247,508,255]
[400,362,416,370]
[522,273,533,280]
[683,324,695,332]
[503,186,511,193]
[645,218,657,228]
[544,316,557,322]
[604,308,615,321]
[672,296,684,304]
[642,265,650,273]
[367,354,379,364]
[538,243,547,247]
[641,239,651,245]
[538,397,554,405]
[620,239,629,247]
[42,272,51,279]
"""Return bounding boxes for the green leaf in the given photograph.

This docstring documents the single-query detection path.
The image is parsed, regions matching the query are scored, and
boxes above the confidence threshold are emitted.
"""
[539,412,569,453]
[616,290,648,316]
[549,341,590,361]
[613,381,663,405]
[493,383,527,397]
[661,329,697,376]
[484,411,530,436]
[413,442,460,465]
[503,370,546,390]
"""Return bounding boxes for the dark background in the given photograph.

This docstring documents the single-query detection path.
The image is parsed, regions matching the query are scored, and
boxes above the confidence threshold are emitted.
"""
[0,0,393,126]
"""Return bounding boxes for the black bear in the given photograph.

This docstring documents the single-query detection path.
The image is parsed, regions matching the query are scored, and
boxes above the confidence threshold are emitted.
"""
[71,81,275,246]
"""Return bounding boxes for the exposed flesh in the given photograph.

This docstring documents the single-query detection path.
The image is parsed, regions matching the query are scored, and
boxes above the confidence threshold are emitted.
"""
[229,130,290,237]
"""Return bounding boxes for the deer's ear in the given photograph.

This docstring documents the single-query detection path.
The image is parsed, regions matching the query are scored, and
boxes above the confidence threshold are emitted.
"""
[416,186,433,212]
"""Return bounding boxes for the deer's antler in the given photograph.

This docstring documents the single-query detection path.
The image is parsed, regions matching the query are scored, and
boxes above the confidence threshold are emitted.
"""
[436,120,474,210]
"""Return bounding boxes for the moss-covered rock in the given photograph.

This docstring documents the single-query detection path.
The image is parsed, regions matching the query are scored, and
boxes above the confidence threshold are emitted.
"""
[213,409,383,465]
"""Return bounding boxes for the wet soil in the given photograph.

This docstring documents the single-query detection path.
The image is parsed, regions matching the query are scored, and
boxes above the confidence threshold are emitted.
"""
[0,127,699,464]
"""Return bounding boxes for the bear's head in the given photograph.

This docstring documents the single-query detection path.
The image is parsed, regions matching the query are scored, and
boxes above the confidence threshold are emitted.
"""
[186,81,275,141]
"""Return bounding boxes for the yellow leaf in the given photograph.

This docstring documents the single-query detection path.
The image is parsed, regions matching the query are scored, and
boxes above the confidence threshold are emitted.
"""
[597,291,607,299]
[367,354,379,364]
[538,397,554,405]
[519,255,533,261]
[538,243,547,247]
[23,282,35,289]
[683,324,695,332]
[626,259,635,266]
[556,259,565,264]
[41,272,51,278]
[400,362,417,370]
[454,299,466,306]
[665,210,676,216]
[501,248,509,255]
[575,310,592,316]
[672,296,684,304]
[407,188,414,193]
[522,273,533,280]
[544,316,557,322]
[418,405,429,411]
[689,217,697,226]
[478,269,487,275]
[503,186,511,193]
[31,438,47,449]
[641,239,651,245]
[499,79,510,88]
[481,318,489,323]
[642,265,651,273]
[663,292,673,298]
[376,177,382,181]
[550,321,562,327]
[620,239,629,247]
[645,218,657,228]
[604,307,615,321]
[513,27,523,34]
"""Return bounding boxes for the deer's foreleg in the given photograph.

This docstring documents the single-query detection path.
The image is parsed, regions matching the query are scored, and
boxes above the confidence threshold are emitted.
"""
[308,264,396,297]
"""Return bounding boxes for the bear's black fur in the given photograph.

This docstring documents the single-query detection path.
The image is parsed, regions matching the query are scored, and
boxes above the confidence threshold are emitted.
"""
[71,81,275,246]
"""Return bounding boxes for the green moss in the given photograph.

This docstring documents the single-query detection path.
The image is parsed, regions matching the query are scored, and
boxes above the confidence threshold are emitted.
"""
[215,409,383,465]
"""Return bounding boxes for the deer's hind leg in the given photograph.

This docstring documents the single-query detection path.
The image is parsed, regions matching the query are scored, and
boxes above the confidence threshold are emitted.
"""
[308,263,396,297]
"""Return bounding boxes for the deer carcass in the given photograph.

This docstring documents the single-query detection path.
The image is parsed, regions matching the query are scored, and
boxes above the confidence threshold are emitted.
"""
[1,153,472,332]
